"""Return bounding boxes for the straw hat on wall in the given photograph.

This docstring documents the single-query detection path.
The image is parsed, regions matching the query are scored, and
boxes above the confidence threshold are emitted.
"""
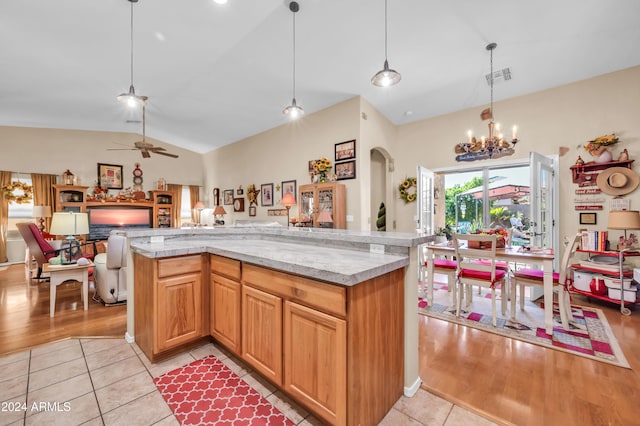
[596,167,639,195]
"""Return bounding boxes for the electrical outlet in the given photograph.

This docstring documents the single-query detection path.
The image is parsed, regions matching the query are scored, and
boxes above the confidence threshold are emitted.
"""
[370,244,385,254]
[150,236,164,244]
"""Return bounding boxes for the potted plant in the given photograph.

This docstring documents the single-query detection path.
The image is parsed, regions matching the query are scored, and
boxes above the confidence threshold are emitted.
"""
[435,226,452,243]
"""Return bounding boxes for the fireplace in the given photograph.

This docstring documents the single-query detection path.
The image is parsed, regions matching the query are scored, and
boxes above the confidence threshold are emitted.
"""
[87,206,152,240]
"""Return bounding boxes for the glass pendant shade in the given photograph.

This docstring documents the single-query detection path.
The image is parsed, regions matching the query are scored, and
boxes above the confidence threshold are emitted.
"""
[283,97,304,118]
[371,59,401,87]
[117,84,145,107]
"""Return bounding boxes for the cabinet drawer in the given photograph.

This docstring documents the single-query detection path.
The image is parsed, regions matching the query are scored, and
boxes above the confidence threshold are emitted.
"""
[243,264,346,318]
[158,255,201,278]
[211,255,241,281]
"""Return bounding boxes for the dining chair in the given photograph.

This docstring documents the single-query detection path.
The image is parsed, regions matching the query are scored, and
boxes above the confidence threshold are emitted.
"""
[510,233,581,329]
[422,256,458,305]
[453,233,508,327]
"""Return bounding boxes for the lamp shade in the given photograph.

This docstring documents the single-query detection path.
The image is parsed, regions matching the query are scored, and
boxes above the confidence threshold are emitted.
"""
[607,210,640,230]
[32,205,52,218]
[281,192,296,207]
[194,201,206,210]
[50,212,89,236]
[317,210,333,223]
[213,205,227,215]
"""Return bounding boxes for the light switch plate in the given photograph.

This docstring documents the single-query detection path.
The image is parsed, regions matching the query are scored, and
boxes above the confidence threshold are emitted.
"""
[150,236,164,244]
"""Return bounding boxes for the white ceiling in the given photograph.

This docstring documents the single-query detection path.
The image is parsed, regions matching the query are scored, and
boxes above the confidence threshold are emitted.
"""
[2,0,640,154]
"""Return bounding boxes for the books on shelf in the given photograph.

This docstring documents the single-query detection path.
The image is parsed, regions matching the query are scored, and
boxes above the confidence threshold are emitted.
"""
[580,230,608,252]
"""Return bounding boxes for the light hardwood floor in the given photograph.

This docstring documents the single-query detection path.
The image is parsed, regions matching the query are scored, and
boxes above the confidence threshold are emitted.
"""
[2,263,639,425]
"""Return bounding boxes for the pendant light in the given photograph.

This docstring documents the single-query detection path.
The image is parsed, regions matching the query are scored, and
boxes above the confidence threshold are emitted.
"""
[283,1,303,119]
[117,0,147,107]
[371,0,401,87]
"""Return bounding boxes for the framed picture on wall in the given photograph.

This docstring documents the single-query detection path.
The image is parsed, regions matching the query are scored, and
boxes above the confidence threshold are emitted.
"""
[97,163,123,189]
[233,198,245,212]
[261,183,274,206]
[336,160,356,180]
[335,139,356,161]
[223,189,234,205]
[281,180,297,199]
[249,205,257,217]
[579,212,597,225]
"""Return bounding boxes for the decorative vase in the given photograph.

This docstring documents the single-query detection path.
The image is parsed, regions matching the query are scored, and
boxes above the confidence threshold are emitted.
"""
[319,172,327,183]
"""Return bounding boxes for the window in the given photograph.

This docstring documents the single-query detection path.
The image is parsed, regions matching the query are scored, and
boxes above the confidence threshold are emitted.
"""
[180,186,191,225]
[7,175,33,231]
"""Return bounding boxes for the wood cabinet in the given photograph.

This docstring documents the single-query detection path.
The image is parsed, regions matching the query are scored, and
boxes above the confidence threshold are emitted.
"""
[284,301,346,425]
[53,184,88,213]
[134,254,208,362]
[210,255,242,354]
[242,285,283,386]
[298,182,346,228]
[151,190,174,228]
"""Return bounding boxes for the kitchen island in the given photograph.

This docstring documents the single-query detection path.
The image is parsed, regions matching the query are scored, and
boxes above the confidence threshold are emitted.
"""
[119,226,429,425]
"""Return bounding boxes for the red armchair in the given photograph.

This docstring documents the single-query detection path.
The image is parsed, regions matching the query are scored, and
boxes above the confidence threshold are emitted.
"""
[16,222,95,280]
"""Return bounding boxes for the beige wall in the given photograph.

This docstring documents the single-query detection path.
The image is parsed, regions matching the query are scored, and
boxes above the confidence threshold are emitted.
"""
[0,126,204,194]
[394,65,640,242]
[3,65,639,245]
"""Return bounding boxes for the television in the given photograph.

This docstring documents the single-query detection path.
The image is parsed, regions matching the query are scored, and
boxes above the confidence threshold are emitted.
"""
[87,206,153,240]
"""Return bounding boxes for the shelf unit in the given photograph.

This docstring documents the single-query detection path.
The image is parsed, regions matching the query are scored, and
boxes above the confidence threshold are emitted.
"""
[297,182,346,229]
[570,159,634,184]
[151,190,174,228]
[570,249,640,315]
[53,184,89,213]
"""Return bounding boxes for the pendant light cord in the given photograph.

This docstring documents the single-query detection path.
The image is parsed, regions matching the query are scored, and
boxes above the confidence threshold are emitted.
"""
[129,0,135,87]
[489,45,494,116]
[384,0,388,61]
[292,8,296,99]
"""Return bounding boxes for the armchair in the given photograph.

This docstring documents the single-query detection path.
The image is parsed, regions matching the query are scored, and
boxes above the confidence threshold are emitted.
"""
[16,222,95,280]
[93,234,127,305]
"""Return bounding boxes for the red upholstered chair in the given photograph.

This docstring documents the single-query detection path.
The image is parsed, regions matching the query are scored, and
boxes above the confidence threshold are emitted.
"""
[16,222,95,280]
[453,233,507,327]
[423,258,458,305]
[510,234,581,329]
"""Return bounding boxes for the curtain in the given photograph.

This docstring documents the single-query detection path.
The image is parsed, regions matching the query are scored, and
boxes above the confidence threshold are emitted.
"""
[0,171,13,263]
[31,173,57,233]
[189,185,200,222]
[166,184,182,228]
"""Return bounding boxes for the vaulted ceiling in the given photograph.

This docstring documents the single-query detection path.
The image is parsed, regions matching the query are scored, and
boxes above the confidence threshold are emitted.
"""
[2,0,639,154]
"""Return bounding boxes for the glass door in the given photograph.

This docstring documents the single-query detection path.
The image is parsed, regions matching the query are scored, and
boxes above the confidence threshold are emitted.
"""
[529,152,558,252]
[416,165,434,234]
[299,187,314,226]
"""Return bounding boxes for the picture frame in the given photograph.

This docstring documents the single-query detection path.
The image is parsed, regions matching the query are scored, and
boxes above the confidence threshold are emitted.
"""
[281,180,297,199]
[223,189,234,205]
[335,139,356,161]
[212,188,220,206]
[233,198,245,212]
[335,160,356,180]
[97,163,123,189]
[249,205,257,217]
[261,183,274,206]
[579,212,597,225]
[268,209,289,216]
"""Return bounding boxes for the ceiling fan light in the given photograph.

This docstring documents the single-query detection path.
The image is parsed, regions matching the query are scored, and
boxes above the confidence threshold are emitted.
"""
[283,98,304,119]
[371,60,401,87]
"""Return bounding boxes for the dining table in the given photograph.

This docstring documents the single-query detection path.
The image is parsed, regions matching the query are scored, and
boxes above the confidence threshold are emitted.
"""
[424,243,557,334]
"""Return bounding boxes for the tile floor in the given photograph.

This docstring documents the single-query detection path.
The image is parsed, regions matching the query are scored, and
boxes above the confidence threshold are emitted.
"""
[0,338,497,426]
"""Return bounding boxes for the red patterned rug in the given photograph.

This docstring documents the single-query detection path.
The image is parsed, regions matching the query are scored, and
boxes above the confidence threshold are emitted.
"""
[419,283,630,368]
[154,355,294,425]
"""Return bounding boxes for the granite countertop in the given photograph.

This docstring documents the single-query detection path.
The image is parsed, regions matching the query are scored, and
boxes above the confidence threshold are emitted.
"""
[130,238,410,286]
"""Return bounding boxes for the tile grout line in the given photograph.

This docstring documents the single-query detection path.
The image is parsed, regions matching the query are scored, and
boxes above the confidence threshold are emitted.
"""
[79,339,105,425]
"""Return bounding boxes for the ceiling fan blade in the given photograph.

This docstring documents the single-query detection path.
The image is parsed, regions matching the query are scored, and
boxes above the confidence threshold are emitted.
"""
[107,148,137,151]
[149,146,166,152]
[141,150,151,158]
[154,150,179,158]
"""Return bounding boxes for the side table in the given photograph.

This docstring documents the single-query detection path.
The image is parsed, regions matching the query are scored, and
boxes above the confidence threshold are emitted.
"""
[42,261,93,317]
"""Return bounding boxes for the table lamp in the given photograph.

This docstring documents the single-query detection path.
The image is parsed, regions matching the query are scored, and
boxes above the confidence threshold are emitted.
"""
[317,210,333,228]
[194,201,205,224]
[607,210,640,250]
[213,205,227,225]
[50,212,89,264]
[32,205,52,233]
[280,192,297,227]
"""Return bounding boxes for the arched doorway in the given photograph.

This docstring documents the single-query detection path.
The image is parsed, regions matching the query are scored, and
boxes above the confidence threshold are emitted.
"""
[370,147,394,231]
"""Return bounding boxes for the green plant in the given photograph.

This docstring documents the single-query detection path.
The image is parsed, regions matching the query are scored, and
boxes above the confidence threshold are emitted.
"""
[376,202,386,231]
[436,225,452,240]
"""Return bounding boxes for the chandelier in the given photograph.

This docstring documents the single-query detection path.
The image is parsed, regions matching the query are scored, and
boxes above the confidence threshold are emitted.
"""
[455,43,519,162]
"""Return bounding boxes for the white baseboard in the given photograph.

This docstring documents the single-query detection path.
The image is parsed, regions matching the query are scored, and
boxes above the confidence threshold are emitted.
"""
[124,332,135,344]
[404,376,423,397]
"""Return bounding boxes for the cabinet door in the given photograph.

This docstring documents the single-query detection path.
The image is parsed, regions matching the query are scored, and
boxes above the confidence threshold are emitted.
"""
[284,301,346,425]
[156,272,202,352]
[242,285,283,386]
[299,186,315,225]
[210,273,241,354]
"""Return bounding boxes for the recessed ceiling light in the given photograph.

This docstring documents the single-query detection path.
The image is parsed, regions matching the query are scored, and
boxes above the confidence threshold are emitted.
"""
[404,111,413,117]
[213,0,227,4]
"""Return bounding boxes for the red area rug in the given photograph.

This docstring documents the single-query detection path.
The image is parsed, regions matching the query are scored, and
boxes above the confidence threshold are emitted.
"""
[419,283,630,368]
[154,355,294,426]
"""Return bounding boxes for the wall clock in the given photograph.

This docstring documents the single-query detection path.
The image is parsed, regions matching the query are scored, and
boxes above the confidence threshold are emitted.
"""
[233,198,245,212]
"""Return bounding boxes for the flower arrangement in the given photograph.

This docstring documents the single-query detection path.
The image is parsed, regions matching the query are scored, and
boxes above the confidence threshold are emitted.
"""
[399,177,417,203]
[472,227,509,247]
[1,181,33,204]
[314,157,332,182]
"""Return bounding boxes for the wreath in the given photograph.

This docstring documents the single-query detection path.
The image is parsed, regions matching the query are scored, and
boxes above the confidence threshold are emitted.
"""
[2,181,33,204]
[399,177,417,203]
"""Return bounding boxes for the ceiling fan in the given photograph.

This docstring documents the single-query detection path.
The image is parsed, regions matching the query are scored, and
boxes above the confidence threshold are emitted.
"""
[109,104,179,159]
